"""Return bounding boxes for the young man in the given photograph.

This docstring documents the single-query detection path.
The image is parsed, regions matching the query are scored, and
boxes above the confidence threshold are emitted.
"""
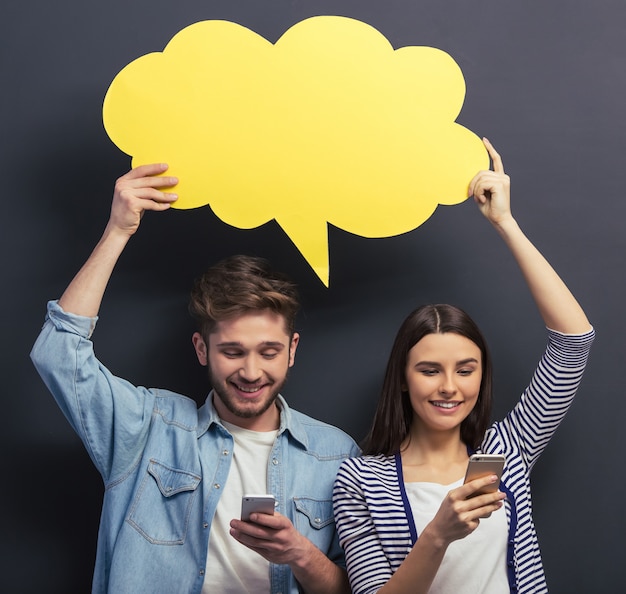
[30,164,359,594]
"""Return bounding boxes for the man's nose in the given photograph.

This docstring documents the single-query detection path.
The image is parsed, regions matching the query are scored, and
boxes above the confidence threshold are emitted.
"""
[240,356,261,381]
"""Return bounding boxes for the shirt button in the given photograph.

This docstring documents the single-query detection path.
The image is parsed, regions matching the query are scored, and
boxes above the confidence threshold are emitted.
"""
[214,483,221,490]
[199,569,205,576]
[272,458,279,465]
[203,522,209,529]
[222,450,229,456]
[314,517,321,525]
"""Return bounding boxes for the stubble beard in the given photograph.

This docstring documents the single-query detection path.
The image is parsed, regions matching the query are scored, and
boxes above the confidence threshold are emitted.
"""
[209,368,289,420]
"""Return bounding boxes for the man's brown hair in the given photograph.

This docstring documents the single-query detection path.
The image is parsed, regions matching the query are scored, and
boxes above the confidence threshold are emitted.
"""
[189,255,300,338]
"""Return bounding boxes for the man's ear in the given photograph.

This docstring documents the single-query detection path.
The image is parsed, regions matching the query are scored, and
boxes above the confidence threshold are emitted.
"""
[288,332,300,367]
[192,332,208,366]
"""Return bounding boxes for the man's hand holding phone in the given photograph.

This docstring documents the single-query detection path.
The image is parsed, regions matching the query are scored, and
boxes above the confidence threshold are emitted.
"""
[231,496,314,567]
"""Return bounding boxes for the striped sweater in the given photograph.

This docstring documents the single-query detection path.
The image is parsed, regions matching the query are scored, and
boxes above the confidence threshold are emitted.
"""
[333,328,594,594]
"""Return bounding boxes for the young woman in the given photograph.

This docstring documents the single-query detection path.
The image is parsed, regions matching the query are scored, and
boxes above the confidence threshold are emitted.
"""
[332,139,594,594]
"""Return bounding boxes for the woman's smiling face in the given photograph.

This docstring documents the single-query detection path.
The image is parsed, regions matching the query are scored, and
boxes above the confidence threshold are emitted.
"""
[404,332,482,436]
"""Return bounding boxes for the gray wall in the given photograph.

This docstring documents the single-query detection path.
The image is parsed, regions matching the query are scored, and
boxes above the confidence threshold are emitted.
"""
[3,1,624,592]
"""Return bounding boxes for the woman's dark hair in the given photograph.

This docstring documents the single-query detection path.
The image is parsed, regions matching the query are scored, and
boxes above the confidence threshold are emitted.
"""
[361,304,493,455]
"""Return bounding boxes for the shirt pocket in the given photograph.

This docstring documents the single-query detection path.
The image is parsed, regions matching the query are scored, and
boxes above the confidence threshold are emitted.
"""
[127,459,202,545]
[293,497,335,550]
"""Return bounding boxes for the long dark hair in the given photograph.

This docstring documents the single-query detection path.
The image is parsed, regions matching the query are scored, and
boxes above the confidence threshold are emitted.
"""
[362,304,493,455]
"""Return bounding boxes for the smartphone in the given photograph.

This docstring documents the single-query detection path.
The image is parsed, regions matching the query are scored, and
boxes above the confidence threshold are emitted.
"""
[241,494,276,521]
[463,454,505,497]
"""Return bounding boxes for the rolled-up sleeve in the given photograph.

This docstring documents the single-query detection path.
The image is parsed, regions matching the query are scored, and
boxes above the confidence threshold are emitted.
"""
[31,300,156,483]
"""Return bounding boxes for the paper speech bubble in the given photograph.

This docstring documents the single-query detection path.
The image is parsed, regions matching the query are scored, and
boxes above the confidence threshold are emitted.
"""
[103,16,488,285]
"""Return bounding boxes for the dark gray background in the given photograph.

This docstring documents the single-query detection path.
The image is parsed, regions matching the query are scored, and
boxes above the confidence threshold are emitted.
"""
[3,1,624,592]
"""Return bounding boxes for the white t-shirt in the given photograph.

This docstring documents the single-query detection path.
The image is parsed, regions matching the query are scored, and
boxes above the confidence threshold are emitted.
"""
[202,422,277,594]
[405,479,509,594]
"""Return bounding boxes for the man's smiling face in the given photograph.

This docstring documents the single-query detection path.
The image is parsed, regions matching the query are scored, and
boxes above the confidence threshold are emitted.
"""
[192,309,299,431]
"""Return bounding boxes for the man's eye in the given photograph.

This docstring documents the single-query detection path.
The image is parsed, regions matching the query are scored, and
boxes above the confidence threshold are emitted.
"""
[262,352,279,359]
[223,351,242,358]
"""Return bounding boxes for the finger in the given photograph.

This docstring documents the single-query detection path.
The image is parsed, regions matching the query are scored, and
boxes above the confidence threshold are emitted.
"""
[476,496,505,519]
[468,171,482,198]
[122,175,179,191]
[247,513,282,528]
[468,169,496,198]
[468,171,491,201]
[118,186,178,206]
[477,498,505,519]
[230,529,272,550]
[467,176,476,198]
[232,511,286,531]
[466,493,506,519]
[115,176,178,207]
[483,137,505,174]
[230,519,274,541]
[117,164,178,190]
[460,474,500,499]
[142,175,178,189]
[141,195,177,211]
[124,162,170,179]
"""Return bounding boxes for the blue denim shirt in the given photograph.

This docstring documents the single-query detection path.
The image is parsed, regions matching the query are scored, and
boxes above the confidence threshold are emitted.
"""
[31,301,360,594]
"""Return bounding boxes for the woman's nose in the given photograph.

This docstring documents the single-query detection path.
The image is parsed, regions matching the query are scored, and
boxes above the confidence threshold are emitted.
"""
[438,374,457,395]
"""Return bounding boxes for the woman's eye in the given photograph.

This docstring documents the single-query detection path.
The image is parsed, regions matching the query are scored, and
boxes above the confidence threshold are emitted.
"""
[421,369,438,376]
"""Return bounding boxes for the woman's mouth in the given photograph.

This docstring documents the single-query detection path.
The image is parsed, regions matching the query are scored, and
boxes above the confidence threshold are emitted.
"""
[430,401,461,410]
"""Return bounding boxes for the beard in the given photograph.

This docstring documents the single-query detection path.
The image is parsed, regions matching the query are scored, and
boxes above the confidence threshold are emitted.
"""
[209,367,289,420]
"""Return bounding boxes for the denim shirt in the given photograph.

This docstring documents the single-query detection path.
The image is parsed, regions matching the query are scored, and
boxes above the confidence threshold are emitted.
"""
[31,301,360,594]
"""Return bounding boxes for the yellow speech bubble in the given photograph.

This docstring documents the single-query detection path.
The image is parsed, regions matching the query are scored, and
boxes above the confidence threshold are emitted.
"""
[103,16,488,286]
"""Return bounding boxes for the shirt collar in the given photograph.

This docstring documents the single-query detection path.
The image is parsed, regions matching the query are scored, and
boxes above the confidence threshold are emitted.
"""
[196,392,309,450]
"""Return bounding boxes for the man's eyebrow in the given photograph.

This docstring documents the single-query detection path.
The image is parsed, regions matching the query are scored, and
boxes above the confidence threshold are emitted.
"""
[215,341,286,348]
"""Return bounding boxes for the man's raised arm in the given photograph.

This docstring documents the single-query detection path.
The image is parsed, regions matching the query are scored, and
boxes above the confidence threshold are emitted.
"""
[58,163,178,317]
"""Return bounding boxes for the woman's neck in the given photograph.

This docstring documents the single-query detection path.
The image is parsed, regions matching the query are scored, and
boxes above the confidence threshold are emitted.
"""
[400,428,469,484]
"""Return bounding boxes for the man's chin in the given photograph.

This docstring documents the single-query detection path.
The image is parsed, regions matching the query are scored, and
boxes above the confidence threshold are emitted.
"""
[214,389,279,420]
[229,397,269,416]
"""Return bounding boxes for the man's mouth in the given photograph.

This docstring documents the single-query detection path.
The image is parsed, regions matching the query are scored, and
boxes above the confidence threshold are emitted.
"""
[232,382,266,395]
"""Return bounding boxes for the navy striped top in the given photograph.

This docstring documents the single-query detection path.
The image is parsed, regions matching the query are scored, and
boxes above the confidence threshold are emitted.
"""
[333,328,595,594]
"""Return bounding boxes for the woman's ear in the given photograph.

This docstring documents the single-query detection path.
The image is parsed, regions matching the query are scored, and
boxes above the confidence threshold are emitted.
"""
[192,332,208,366]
